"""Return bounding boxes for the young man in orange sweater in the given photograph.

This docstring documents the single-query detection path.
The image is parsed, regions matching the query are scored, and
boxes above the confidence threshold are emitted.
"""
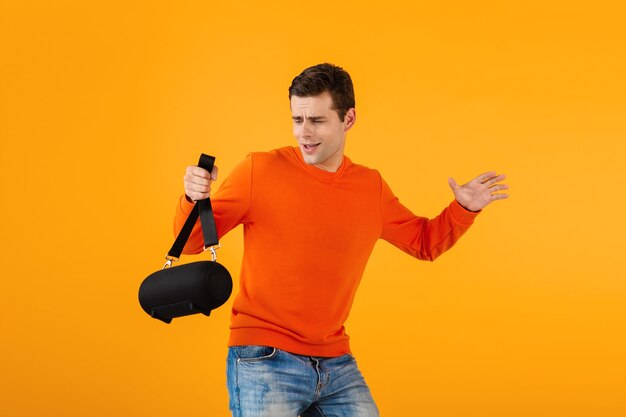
[175,63,509,417]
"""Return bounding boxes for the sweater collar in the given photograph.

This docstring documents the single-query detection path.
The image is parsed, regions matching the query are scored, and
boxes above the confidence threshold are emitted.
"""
[290,146,350,180]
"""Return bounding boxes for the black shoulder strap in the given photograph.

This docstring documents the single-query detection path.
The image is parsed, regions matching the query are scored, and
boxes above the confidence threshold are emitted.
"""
[167,153,219,260]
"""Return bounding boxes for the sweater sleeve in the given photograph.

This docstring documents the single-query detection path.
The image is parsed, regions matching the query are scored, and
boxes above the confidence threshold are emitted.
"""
[379,175,480,261]
[173,154,253,255]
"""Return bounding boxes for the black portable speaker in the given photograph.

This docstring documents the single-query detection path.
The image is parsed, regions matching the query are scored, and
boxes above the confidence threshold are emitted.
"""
[138,153,232,324]
[139,261,232,323]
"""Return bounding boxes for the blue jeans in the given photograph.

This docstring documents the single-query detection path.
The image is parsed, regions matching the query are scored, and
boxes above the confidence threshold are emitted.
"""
[227,346,379,417]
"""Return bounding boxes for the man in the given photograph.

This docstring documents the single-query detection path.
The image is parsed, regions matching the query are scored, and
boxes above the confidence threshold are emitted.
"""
[175,63,508,417]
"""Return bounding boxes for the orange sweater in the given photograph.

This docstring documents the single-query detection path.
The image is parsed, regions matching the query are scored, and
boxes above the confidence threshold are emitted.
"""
[174,147,479,356]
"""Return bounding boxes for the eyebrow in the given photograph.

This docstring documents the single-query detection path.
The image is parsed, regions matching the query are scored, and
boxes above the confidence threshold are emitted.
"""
[292,115,327,121]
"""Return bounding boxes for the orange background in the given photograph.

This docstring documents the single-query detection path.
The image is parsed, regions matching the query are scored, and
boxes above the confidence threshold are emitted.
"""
[1,1,625,416]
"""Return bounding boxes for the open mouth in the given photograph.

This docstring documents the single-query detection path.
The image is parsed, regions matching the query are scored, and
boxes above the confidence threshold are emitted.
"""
[303,143,320,150]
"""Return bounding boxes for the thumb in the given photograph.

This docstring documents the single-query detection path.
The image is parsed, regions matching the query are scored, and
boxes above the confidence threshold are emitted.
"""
[448,177,458,190]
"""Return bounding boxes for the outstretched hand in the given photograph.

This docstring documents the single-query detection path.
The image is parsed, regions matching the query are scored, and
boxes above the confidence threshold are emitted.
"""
[448,172,509,212]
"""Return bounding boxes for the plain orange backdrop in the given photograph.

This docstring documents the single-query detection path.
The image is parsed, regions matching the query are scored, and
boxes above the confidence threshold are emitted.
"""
[1,1,625,416]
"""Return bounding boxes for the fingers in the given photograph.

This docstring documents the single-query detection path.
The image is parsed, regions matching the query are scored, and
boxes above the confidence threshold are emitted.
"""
[485,174,509,202]
[185,166,211,188]
[488,183,509,193]
[485,175,509,202]
[483,173,506,187]
[189,165,212,180]
[186,165,218,182]
[184,164,219,201]
[490,193,509,201]
[475,171,497,184]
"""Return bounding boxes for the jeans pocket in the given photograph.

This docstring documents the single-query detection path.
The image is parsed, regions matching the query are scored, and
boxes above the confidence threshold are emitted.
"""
[234,345,277,363]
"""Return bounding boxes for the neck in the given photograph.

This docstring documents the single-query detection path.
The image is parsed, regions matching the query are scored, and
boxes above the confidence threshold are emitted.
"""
[314,142,346,172]
[314,159,342,172]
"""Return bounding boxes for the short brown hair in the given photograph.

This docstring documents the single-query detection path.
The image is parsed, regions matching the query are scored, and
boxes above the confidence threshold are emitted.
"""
[288,63,355,122]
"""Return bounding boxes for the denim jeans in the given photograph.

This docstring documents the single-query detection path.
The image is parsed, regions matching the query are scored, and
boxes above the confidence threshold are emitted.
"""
[226,346,379,417]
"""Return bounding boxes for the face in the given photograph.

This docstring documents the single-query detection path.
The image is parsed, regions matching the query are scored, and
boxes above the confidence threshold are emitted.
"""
[290,91,355,172]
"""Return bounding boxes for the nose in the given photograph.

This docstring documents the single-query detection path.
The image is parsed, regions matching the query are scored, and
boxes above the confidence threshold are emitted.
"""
[300,119,314,138]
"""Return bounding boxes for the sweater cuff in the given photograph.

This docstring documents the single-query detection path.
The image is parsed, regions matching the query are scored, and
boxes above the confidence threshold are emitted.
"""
[449,199,480,225]
[179,194,196,215]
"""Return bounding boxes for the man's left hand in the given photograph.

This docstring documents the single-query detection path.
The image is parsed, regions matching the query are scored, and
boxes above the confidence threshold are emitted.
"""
[448,171,509,212]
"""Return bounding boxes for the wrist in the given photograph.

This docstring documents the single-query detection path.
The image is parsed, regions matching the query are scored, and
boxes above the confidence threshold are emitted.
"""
[456,199,480,213]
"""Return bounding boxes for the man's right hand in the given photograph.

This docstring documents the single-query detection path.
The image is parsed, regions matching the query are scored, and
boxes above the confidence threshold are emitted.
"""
[183,164,219,202]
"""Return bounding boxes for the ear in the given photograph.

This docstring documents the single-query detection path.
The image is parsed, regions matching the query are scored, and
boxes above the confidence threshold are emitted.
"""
[343,108,356,132]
